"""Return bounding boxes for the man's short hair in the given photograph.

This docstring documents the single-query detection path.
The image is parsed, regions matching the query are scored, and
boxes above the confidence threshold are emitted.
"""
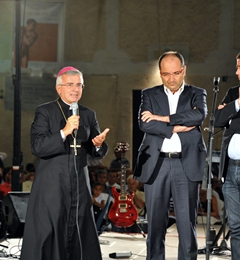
[158,51,185,69]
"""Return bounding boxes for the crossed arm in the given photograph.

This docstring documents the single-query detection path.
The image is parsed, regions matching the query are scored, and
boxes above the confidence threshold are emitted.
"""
[141,111,196,134]
[217,87,240,110]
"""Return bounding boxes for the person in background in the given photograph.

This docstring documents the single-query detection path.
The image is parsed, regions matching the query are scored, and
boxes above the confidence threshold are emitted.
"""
[96,169,110,194]
[88,166,98,187]
[134,51,207,260]
[198,184,220,221]
[0,152,7,184]
[92,182,106,210]
[92,182,113,231]
[214,52,240,260]
[20,169,27,183]
[20,66,110,260]
[109,142,130,170]
[211,174,224,201]
[0,167,12,199]
[25,163,35,174]
[22,169,34,192]
[0,152,7,162]
[106,169,121,191]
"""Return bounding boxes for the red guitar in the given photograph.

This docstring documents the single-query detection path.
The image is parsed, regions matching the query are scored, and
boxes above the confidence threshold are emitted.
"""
[108,142,138,228]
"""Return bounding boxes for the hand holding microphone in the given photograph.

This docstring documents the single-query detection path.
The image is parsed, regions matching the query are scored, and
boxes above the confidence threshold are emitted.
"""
[70,103,79,137]
[62,103,80,137]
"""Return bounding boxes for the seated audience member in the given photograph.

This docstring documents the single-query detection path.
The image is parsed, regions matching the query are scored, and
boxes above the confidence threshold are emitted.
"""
[22,171,35,192]
[92,182,113,229]
[25,163,35,174]
[23,163,35,190]
[212,174,224,201]
[106,169,121,191]
[24,164,35,182]
[88,167,97,188]
[0,152,7,164]
[92,182,106,211]
[0,167,12,199]
[97,169,110,194]
[127,174,146,219]
[115,170,122,187]
[88,165,108,188]
[20,169,27,183]
[26,172,35,181]
[137,180,144,192]
[211,175,225,222]
[115,168,132,191]
[126,169,133,179]
[197,184,221,224]
[0,152,7,184]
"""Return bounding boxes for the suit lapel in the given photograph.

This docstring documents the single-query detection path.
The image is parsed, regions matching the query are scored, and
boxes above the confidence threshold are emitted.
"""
[176,84,192,112]
[153,85,170,115]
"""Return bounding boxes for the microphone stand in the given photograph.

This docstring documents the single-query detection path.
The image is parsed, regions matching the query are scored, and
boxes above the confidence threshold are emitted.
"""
[201,77,220,260]
[12,0,23,191]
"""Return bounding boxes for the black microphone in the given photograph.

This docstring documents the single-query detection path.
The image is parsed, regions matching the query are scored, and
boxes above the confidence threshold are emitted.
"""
[70,102,78,136]
[213,77,220,86]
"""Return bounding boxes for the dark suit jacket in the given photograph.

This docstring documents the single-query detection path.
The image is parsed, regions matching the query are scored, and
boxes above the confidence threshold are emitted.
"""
[134,84,207,184]
[214,86,240,179]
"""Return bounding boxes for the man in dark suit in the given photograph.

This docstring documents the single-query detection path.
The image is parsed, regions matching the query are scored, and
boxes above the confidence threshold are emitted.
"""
[134,51,207,260]
[214,52,240,260]
[20,66,109,260]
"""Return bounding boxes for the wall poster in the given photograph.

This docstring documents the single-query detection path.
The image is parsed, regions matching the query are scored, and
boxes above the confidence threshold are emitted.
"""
[16,2,64,71]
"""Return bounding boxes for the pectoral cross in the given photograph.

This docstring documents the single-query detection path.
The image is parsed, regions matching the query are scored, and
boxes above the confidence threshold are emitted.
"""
[70,138,81,155]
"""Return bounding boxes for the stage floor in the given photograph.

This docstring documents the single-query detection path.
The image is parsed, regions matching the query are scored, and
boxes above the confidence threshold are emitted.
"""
[0,224,231,259]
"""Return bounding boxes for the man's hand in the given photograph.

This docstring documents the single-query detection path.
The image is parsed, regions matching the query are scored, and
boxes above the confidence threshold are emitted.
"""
[92,128,110,147]
[62,115,80,137]
[141,111,169,123]
[173,125,196,133]
[217,103,226,110]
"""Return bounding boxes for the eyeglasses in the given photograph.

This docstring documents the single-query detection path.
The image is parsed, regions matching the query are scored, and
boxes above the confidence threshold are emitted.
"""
[60,83,85,89]
[160,68,184,77]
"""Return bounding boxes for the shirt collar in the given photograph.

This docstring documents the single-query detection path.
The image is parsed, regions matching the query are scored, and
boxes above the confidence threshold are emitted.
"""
[164,82,185,95]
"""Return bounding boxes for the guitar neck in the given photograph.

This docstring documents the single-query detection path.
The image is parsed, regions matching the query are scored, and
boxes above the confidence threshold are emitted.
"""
[120,163,127,194]
[114,142,129,195]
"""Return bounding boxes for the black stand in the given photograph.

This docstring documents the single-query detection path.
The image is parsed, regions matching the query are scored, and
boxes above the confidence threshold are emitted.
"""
[210,207,231,256]
[12,0,23,191]
[134,221,146,238]
[200,77,221,260]
[198,211,230,256]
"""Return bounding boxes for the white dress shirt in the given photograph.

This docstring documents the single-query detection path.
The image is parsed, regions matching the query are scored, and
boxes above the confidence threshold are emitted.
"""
[161,83,184,153]
[228,99,240,160]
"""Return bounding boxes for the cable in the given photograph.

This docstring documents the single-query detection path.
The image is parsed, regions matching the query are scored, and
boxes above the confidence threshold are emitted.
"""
[73,140,83,260]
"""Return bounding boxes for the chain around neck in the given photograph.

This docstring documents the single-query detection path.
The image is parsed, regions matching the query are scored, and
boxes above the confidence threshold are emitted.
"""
[56,98,68,122]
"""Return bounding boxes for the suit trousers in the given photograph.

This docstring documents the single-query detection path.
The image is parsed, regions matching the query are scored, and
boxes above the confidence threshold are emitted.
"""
[222,162,240,260]
[144,158,199,260]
